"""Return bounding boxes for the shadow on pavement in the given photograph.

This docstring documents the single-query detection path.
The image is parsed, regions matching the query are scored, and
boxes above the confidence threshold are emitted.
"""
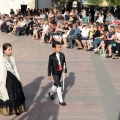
[23,76,44,110]
[13,77,59,120]
[118,112,120,120]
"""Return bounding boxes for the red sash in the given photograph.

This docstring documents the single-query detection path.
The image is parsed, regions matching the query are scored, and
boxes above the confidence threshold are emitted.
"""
[58,64,62,71]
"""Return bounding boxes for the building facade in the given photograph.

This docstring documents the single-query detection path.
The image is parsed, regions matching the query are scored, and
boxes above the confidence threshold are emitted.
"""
[0,0,52,15]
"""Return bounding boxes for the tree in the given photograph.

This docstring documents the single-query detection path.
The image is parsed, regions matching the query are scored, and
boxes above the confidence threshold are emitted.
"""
[88,0,103,5]
[52,0,74,11]
[106,0,120,6]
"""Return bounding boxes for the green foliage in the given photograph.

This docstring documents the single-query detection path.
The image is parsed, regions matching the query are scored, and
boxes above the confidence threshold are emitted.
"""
[106,0,120,6]
[88,0,103,5]
[60,0,75,4]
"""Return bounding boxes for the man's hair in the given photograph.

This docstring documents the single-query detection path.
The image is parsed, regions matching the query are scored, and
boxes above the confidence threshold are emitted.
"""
[52,41,61,48]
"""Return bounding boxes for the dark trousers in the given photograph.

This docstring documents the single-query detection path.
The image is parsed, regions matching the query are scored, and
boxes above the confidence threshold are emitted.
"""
[1,24,6,32]
[44,33,50,43]
[116,43,120,54]
[53,72,62,87]
[29,29,33,35]
[67,36,76,47]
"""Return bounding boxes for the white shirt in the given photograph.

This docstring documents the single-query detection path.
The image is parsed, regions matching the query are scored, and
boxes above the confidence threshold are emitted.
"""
[56,53,61,65]
[40,14,46,19]
[43,25,49,32]
[94,10,99,17]
[63,12,67,17]
[81,28,90,37]
[4,58,15,76]
[82,11,86,18]
[96,16,103,23]
[116,31,120,40]
[0,20,3,25]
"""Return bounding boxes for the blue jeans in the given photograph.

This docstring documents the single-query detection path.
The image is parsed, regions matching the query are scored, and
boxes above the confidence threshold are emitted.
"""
[92,38,102,48]
[67,36,76,47]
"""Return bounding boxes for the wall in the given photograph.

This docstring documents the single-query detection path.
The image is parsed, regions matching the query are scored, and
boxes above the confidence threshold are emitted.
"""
[0,0,52,15]
[0,0,35,15]
[38,0,52,9]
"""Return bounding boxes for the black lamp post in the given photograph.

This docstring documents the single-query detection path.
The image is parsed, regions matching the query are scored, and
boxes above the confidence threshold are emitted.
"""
[35,0,38,10]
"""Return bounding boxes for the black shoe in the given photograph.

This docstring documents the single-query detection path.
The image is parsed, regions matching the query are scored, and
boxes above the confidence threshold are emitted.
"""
[46,41,49,44]
[59,101,66,106]
[15,113,21,116]
[77,48,82,50]
[67,46,74,49]
[87,48,93,51]
[106,55,112,58]
[48,92,54,100]
[90,48,93,51]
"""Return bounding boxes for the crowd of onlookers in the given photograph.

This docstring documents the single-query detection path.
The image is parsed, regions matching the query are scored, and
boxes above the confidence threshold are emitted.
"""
[0,7,120,59]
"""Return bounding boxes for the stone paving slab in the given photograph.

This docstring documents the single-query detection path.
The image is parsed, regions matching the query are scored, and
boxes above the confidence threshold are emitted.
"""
[0,32,120,120]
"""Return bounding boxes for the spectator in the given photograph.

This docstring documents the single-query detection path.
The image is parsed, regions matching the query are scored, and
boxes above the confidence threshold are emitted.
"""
[86,24,95,50]
[62,23,73,47]
[113,24,120,59]
[40,11,46,19]
[27,17,34,36]
[96,13,104,24]
[64,11,70,21]
[0,16,4,29]
[32,19,41,40]
[81,24,90,50]
[83,12,90,23]
[94,8,99,21]
[101,27,115,58]
[55,11,64,21]
[67,23,81,49]
[48,9,54,20]
[44,20,56,43]
[92,25,104,50]
[40,21,49,42]
[81,9,86,19]
[107,12,115,24]
[10,9,15,15]
[93,25,109,53]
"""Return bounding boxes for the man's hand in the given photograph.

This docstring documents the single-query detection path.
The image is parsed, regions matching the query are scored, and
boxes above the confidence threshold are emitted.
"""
[48,76,51,80]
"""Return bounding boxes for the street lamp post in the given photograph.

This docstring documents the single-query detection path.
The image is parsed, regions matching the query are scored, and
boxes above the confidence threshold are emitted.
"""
[35,0,38,10]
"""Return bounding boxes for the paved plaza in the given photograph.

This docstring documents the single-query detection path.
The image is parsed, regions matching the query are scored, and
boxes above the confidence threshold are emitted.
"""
[0,32,120,120]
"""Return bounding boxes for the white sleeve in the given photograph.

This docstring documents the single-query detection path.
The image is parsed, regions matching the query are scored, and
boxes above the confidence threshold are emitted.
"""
[43,25,49,32]
[10,56,21,81]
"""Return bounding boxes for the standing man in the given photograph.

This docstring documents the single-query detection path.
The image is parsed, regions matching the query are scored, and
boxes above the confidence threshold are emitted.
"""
[48,41,67,106]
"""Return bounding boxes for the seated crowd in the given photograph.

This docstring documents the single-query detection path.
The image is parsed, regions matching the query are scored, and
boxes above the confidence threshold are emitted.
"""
[0,7,120,59]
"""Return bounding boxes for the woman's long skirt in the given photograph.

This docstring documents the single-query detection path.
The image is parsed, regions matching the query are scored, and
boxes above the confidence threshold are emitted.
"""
[0,71,25,115]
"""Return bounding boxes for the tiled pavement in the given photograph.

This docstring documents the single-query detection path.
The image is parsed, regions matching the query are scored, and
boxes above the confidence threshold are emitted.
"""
[0,32,120,120]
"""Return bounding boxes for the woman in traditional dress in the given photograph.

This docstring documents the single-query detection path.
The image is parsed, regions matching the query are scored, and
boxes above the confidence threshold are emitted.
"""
[0,43,25,116]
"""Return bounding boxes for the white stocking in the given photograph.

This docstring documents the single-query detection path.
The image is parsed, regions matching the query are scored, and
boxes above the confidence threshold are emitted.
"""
[50,85,57,95]
[57,87,63,103]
